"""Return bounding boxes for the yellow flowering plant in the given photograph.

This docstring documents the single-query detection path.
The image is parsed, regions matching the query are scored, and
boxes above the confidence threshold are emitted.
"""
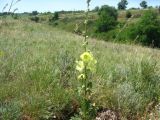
[75,0,97,119]
[0,50,4,57]
[76,52,97,73]
[76,60,85,72]
[80,52,93,63]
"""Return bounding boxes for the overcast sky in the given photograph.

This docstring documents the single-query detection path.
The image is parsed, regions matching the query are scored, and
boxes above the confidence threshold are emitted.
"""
[0,0,160,13]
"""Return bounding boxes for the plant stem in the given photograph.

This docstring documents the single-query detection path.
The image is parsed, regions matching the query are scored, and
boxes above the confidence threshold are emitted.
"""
[83,1,90,120]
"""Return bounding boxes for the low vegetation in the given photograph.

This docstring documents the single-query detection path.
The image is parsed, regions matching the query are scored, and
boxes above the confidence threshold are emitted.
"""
[0,0,160,119]
[0,19,160,119]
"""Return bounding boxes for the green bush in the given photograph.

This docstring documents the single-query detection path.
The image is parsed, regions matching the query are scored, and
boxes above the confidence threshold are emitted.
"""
[126,11,132,18]
[30,16,39,23]
[53,12,59,20]
[96,5,118,33]
[49,12,59,22]
[129,10,160,47]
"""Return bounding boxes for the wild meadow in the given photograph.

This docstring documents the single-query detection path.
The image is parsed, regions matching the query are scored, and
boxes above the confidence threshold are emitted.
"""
[0,0,160,120]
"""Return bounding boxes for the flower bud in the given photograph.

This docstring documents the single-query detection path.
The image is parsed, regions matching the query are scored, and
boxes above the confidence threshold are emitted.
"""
[78,74,85,80]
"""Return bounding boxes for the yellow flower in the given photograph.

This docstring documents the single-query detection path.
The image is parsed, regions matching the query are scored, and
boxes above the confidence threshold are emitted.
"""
[76,61,84,72]
[77,51,97,72]
[87,59,97,72]
[80,52,93,63]
[92,103,96,107]
[78,74,85,80]
[0,50,3,57]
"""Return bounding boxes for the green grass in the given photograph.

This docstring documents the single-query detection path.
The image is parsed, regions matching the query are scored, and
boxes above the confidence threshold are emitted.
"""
[0,20,160,119]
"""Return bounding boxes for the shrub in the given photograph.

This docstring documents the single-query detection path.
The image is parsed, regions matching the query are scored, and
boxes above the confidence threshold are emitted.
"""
[54,12,59,20]
[49,12,59,22]
[126,11,132,18]
[96,5,118,33]
[129,10,160,47]
[30,16,39,23]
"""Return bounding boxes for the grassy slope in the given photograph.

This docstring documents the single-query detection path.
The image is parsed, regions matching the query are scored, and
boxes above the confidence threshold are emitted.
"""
[47,9,160,43]
[0,20,160,119]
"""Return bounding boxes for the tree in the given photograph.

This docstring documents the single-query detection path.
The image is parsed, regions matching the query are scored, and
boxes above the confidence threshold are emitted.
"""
[140,1,148,9]
[31,11,38,16]
[49,12,59,22]
[118,0,128,10]
[96,5,118,32]
[54,12,59,20]
[129,10,160,47]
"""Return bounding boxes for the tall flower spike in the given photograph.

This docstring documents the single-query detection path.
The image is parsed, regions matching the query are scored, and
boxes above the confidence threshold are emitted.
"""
[75,0,97,119]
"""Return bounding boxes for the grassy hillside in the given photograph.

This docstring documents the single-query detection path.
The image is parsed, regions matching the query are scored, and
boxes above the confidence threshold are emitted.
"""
[0,20,160,119]
[44,9,160,45]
